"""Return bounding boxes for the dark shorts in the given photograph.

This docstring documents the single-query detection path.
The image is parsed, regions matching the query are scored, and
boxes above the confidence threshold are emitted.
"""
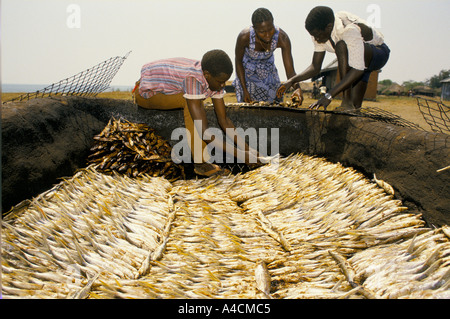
[361,43,390,83]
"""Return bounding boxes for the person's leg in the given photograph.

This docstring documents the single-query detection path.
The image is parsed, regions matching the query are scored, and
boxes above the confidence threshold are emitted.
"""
[183,104,232,176]
[182,104,230,176]
[351,81,368,109]
[351,43,374,109]
[133,82,184,110]
[334,40,354,109]
[335,41,377,110]
[182,101,209,164]
[133,82,212,171]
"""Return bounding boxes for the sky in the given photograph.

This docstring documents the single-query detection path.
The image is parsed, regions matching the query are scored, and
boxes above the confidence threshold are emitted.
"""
[1,0,449,87]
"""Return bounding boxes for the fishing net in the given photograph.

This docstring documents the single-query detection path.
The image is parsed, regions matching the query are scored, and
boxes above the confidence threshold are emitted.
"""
[417,97,450,135]
[218,102,425,131]
[356,106,425,130]
[3,51,131,104]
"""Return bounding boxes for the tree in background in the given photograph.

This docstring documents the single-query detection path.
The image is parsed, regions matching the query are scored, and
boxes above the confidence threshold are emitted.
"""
[379,69,449,95]
[402,80,425,92]
[378,79,392,86]
[427,69,450,89]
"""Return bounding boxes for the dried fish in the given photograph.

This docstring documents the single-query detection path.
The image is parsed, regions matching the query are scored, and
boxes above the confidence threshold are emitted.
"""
[2,153,449,299]
[71,272,100,299]
[87,118,185,181]
[255,260,272,298]
[373,173,394,195]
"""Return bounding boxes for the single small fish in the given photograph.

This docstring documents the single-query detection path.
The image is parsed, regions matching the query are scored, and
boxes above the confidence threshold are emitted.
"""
[442,225,450,239]
[373,173,394,195]
[328,250,357,287]
[72,272,100,299]
[255,260,272,298]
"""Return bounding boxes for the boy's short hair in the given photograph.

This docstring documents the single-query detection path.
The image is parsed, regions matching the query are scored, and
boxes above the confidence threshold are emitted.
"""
[251,8,273,25]
[305,6,335,33]
[201,49,233,77]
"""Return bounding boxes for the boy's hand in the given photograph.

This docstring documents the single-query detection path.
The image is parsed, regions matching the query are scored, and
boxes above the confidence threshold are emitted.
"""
[309,96,331,110]
[291,88,303,106]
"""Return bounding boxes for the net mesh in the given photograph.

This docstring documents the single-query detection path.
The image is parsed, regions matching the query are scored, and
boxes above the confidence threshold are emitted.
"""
[220,103,426,131]
[4,51,131,104]
[354,106,425,131]
[417,97,450,135]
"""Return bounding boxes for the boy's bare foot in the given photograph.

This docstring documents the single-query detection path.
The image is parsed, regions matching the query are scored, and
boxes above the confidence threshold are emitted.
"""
[335,100,356,111]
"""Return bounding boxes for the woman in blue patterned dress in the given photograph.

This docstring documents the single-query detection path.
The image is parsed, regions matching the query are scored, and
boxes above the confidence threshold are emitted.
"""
[233,8,302,104]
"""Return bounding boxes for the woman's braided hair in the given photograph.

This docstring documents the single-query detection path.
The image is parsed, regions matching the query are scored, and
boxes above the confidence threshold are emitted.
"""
[251,8,273,25]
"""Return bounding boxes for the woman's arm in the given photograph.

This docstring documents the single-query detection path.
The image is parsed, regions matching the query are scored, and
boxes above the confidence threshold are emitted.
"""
[278,29,296,80]
[235,29,252,103]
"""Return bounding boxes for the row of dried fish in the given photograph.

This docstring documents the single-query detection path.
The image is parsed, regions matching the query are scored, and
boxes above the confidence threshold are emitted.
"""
[2,153,449,299]
[160,154,449,299]
[106,154,447,299]
[2,166,175,298]
[349,229,450,298]
[205,99,302,108]
[87,118,185,181]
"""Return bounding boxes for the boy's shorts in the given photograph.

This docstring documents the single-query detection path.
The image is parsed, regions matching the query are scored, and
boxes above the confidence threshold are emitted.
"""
[361,43,390,83]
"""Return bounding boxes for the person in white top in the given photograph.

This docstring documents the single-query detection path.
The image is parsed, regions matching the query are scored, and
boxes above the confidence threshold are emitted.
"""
[277,6,390,110]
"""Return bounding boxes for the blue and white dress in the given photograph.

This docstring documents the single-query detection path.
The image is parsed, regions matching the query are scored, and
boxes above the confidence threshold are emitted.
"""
[233,26,281,103]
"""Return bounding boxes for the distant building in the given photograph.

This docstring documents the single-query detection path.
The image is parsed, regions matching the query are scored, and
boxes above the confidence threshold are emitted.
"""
[412,86,435,97]
[441,78,450,101]
[312,59,380,100]
[380,83,405,96]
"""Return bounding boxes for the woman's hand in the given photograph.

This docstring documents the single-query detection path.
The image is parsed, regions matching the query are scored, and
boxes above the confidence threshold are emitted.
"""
[243,90,253,103]
[276,80,292,99]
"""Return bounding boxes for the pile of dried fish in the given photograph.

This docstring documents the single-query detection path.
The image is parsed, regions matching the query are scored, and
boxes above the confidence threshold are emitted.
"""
[2,154,449,299]
[87,118,185,181]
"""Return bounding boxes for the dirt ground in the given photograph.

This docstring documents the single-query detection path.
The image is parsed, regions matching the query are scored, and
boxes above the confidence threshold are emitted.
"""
[1,91,437,132]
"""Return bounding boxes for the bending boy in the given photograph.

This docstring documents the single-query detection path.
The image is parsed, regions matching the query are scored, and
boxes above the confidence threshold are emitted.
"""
[133,50,258,177]
[277,6,390,110]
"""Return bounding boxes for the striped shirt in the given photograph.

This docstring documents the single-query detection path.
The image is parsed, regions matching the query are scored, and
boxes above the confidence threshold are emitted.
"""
[139,58,225,99]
